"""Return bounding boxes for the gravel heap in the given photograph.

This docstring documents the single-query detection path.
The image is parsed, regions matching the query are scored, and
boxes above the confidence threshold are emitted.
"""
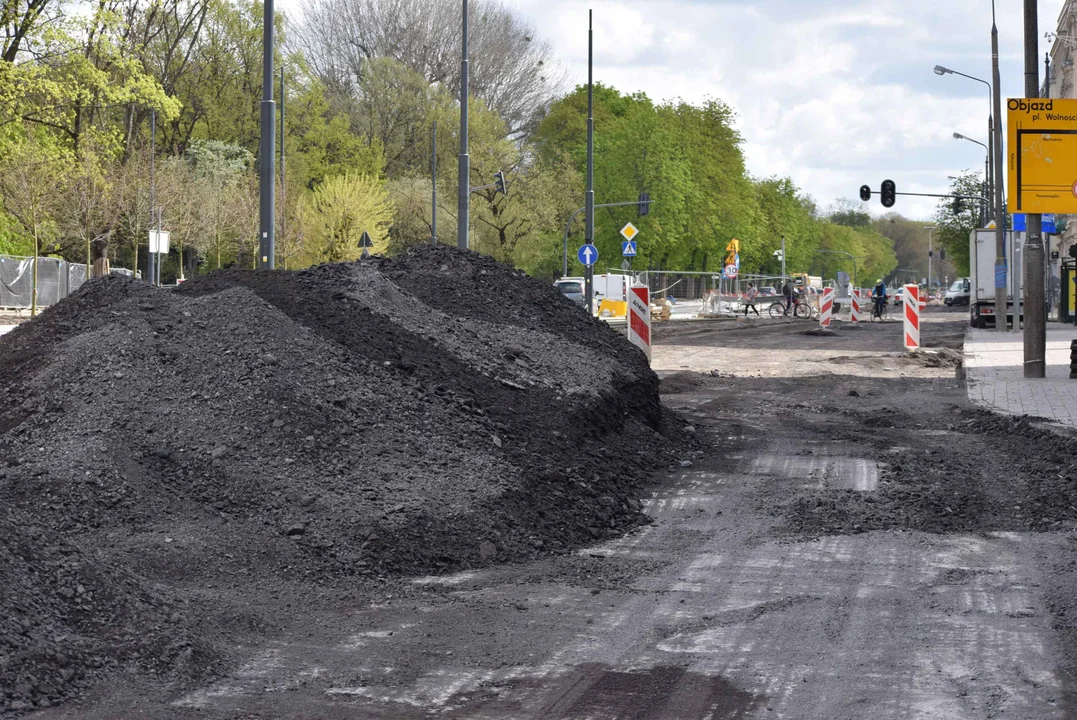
[0,246,678,715]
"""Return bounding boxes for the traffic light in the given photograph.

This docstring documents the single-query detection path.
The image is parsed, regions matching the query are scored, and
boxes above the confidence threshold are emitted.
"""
[859,185,871,202]
[880,179,896,208]
[494,171,507,196]
[939,248,946,260]
[951,198,965,214]
[638,191,651,216]
[928,250,933,258]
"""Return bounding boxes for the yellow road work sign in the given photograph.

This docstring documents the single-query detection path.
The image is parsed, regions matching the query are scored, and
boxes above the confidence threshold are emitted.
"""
[1008,98,1077,214]
[725,238,740,254]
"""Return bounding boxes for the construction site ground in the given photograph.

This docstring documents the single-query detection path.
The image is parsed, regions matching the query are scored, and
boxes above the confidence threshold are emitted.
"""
[12,303,1076,718]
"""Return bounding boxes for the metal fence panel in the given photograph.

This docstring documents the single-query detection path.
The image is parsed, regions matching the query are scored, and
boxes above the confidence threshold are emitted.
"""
[0,256,33,308]
[35,258,64,307]
[68,263,87,291]
[0,255,110,309]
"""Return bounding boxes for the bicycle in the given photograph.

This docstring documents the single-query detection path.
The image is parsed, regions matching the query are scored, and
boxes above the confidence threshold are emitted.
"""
[869,297,889,321]
[768,298,812,319]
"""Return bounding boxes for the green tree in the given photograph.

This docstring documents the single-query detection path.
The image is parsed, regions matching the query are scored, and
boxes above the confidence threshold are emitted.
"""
[297,172,393,263]
[932,171,982,275]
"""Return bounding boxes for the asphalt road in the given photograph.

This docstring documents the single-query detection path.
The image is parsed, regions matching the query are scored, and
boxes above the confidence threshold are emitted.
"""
[36,308,1076,720]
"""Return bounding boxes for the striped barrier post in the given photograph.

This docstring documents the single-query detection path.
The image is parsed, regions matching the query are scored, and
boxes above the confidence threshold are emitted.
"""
[819,287,834,329]
[627,283,652,363]
[903,284,920,350]
[850,288,861,323]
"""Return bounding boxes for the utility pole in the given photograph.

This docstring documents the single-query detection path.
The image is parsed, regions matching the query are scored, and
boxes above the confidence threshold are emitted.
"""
[992,5,1007,332]
[458,0,470,250]
[432,122,438,245]
[585,9,595,314]
[1024,0,1046,374]
[258,0,276,269]
[149,109,156,287]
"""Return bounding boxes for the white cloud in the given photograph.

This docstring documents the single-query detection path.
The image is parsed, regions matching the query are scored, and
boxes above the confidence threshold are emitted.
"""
[501,0,1065,220]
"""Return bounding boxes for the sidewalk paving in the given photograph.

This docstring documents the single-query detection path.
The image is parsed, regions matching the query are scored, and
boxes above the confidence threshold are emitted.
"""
[965,324,1077,426]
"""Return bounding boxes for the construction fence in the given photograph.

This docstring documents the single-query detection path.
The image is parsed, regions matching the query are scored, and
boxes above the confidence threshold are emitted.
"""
[0,255,136,310]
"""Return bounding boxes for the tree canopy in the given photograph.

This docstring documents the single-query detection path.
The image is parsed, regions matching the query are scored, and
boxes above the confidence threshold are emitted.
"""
[1,0,905,286]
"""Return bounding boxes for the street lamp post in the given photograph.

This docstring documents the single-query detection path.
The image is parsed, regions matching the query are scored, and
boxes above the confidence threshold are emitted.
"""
[258,0,275,268]
[952,132,990,225]
[934,64,994,221]
[458,0,470,250]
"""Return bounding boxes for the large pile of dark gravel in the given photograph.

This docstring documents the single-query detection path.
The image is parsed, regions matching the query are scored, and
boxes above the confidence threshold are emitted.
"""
[0,246,679,715]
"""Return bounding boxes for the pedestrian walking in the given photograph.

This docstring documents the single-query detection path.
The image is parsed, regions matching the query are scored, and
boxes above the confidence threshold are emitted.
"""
[743,282,760,317]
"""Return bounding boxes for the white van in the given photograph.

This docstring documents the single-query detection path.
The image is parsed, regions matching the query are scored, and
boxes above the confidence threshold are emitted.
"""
[944,278,971,307]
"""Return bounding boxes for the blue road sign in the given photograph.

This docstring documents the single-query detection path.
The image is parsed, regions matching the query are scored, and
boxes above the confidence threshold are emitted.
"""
[578,243,599,266]
[622,241,637,257]
[1013,213,1057,233]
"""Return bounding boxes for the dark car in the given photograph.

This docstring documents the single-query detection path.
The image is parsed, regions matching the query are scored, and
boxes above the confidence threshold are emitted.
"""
[554,278,586,306]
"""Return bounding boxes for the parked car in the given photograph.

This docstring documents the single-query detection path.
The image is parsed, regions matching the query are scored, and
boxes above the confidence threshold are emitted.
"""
[758,287,777,297]
[554,278,586,306]
[944,278,971,307]
[891,287,904,306]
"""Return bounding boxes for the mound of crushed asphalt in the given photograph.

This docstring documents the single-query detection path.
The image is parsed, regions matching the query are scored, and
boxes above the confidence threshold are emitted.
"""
[0,246,681,715]
[779,408,1077,537]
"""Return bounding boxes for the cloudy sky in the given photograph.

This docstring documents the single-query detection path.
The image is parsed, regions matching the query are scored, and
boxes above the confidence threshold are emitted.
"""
[283,0,1068,220]
[499,0,1069,220]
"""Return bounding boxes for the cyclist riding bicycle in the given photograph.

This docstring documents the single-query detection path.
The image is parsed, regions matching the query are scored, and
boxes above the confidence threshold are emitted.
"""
[871,279,888,317]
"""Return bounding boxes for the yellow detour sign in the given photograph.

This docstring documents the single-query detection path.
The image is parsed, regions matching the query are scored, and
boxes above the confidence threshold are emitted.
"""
[1007,98,1077,214]
[725,238,740,254]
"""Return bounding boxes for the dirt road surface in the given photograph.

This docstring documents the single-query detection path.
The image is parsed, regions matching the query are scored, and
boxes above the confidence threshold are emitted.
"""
[29,306,1077,719]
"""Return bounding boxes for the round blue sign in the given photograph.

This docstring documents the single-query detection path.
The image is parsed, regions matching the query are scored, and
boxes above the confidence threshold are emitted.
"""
[577,244,599,267]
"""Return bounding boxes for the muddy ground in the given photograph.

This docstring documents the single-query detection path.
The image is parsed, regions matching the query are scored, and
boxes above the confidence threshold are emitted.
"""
[16,304,1077,719]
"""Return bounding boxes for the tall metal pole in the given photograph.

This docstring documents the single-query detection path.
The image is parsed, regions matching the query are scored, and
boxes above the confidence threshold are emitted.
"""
[992,7,1007,333]
[279,65,285,267]
[432,121,438,245]
[781,234,786,280]
[1024,0,1046,374]
[149,109,156,286]
[258,0,276,269]
[457,0,470,250]
[584,9,595,314]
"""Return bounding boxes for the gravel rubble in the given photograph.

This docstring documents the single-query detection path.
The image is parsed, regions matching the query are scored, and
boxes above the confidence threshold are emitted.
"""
[0,247,683,715]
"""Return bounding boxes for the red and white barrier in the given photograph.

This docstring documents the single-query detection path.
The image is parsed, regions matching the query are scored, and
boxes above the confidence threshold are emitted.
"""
[850,288,861,323]
[627,283,651,363]
[819,287,834,329]
[903,284,920,350]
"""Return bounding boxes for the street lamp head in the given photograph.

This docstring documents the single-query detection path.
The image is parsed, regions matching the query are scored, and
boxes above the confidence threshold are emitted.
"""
[953,132,964,140]
[934,65,950,75]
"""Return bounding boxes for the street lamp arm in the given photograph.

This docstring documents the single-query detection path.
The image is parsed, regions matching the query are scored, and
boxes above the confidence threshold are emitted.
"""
[950,70,992,94]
